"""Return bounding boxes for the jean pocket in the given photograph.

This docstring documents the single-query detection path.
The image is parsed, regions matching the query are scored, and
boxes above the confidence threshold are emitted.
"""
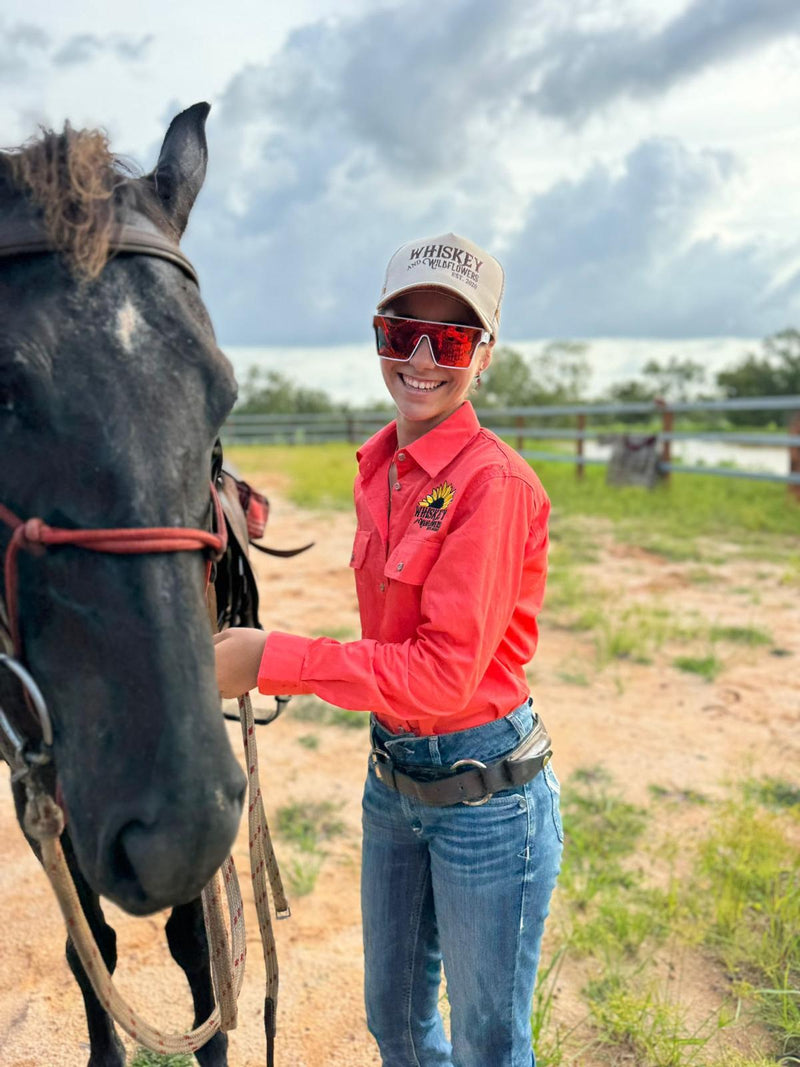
[542,763,564,843]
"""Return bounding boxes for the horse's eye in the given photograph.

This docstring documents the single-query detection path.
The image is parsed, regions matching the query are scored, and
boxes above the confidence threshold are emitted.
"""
[0,385,15,413]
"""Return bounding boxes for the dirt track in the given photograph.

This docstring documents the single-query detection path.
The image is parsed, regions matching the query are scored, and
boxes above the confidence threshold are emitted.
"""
[1,491,798,1065]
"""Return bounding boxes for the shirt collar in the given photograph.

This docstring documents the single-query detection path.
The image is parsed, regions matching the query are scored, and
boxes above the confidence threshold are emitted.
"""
[358,402,480,479]
[357,420,398,477]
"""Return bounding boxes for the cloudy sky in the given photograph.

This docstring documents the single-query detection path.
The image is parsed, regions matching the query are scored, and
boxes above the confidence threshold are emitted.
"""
[4,0,800,347]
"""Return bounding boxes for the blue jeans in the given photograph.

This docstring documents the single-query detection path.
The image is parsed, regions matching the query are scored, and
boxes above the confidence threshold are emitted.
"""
[361,700,563,1067]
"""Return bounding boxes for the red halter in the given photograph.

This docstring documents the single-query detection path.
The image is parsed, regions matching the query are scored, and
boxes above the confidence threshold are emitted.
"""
[0,487,227,657]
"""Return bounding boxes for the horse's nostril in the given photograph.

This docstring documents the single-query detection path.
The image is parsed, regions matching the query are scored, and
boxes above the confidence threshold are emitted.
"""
[101,784,243,912]
[108,821,147,902]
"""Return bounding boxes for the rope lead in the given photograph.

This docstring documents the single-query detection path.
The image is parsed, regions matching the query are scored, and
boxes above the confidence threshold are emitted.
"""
[21,691,286,1060]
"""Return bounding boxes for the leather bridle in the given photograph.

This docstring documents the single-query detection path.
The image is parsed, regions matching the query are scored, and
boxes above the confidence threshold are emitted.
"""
[0,220,200,285]
[0,218,223,776]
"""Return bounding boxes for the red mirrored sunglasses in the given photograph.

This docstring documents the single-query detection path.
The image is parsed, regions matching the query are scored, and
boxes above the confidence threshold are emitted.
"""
[373,314,490,369]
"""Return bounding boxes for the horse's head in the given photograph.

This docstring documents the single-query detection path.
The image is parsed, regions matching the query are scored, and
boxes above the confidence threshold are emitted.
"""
[0,104,247,914]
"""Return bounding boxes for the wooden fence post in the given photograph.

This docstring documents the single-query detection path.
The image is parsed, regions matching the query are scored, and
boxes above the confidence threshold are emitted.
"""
[515,416,525,453]
[659,404,673,484]
[789,412,800,502]
[576,413,586,480]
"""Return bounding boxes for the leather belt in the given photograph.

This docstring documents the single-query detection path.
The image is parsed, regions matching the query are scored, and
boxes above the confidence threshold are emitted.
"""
[370,714,552,807]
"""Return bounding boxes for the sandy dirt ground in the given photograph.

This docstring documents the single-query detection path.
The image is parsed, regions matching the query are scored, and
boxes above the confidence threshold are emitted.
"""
[1,488,798,1066]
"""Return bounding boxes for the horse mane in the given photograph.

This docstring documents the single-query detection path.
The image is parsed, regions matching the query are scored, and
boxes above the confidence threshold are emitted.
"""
[1,124,167,280]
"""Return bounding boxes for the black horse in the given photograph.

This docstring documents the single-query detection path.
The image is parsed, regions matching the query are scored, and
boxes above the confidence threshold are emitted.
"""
[0,104,251,1065]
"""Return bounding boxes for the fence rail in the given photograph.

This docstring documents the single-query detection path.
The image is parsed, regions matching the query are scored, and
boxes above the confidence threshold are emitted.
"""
[221,395,800,491]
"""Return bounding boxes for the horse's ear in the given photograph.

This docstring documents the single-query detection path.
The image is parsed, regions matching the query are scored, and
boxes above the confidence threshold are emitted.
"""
[152,102,211,236]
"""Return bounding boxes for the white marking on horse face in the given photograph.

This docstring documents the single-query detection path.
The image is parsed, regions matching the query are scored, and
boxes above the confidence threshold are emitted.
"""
[215,787,227,811]
[116,299,140,352]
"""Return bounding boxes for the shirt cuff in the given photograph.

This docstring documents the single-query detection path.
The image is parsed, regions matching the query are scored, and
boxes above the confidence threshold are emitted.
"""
[257,631,313,694]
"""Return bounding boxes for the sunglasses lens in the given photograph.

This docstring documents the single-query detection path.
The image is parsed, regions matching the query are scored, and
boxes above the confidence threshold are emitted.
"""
[374,318,413,361]
[374,317,481,368]
[431,324,477,368]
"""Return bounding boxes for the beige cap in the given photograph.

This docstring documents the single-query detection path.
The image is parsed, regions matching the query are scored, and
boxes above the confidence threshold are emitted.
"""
[377,231,504,337]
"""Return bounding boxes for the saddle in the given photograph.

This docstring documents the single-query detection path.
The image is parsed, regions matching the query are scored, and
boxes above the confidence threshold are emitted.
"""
[210,439,314,632]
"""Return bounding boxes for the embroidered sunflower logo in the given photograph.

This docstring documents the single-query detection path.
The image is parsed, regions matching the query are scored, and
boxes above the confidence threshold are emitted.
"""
[420,481,455,510]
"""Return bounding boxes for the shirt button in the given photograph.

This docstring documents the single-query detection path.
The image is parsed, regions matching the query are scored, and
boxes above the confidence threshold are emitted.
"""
[393,481,401,491]
[379,581,385,592]
[397,452,406,462]
[396,562,404,571]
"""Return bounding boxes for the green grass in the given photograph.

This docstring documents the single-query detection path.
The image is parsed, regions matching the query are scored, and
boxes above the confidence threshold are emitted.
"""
[534,772,800,1064]
[225,442,357,509]
[584,971,716,1065]
[709,625,773,646]
[222,442,800,539]
[276,799,345,853]
[129,1052,193,1067]
[275,799,346,896]
[285,855,324,897]
[672,653,723,680]
[693,797,800,1056]
[558,766,649,907]
[686,567,720,585]
[648,784,710,806]
[534,461,800,540]
[742,778,800,810]
[544,551,724,674]
[555,669,591,686]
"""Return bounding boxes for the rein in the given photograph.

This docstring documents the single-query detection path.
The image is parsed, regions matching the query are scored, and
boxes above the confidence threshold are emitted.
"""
[21,692,288,1061]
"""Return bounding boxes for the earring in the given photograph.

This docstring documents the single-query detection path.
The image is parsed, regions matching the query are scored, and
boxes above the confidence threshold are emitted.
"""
[474,371,482,388]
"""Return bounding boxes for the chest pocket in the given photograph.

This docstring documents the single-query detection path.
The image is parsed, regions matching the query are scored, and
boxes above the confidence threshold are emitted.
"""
[350,528,371,569]
[385,536,441,586]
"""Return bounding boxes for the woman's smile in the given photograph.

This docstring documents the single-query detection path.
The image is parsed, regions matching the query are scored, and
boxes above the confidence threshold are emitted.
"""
[399,372,444,392]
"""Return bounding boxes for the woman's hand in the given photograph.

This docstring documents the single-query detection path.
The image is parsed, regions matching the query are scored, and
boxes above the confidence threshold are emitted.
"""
[213,628,268,699]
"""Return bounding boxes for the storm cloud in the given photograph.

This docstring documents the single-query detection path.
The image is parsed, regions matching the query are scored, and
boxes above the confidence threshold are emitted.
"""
[53,33,153,67]
[501,138,796,336]
[0,20,49,82]
[4,0,798,343]
[178,0,800,344]
[530,0,800,121]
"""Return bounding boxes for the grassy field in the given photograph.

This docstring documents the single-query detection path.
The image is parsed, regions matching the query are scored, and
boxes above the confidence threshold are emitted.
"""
[533,772,800,1066]
[220,441,799,1066]
[224,440,800,542]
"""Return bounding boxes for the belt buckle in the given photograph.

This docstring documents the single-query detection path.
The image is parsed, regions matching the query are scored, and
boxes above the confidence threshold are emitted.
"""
[369,747,394,785]
[450,758,492,805]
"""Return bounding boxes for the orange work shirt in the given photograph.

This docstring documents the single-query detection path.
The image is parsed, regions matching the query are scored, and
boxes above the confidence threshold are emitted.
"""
[257,402,550,735]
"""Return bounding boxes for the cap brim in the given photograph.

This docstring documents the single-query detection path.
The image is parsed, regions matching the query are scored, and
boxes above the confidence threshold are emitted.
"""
[377,282,494,335]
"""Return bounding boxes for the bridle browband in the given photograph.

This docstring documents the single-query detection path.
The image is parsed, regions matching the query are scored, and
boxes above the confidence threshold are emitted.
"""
[0,218,221,774]
[0,221,200,286]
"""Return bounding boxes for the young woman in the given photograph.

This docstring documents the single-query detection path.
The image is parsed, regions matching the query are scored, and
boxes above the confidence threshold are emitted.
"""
[215,232,563,1066]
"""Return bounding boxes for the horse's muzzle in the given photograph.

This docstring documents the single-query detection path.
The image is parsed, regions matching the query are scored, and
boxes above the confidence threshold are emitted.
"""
[94,769,246,915]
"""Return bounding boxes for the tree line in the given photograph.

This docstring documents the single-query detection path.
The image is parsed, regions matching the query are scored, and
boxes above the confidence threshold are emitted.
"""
[234,328,800,427]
